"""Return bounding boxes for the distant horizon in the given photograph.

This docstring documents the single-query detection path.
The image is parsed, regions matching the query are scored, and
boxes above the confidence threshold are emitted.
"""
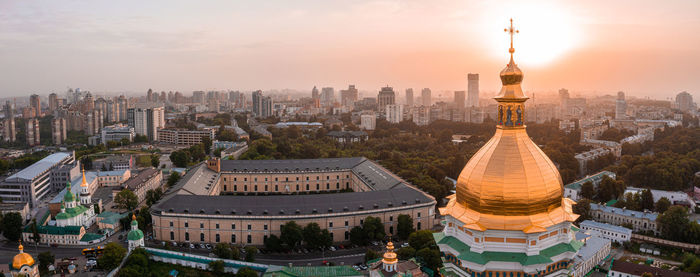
[1,0,698,100]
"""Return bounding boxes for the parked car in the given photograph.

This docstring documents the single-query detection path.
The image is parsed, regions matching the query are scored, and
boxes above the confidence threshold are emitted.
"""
[401,242,409,248]
[329,246,336,251]
[189,243,195,249]
[199,243,205,249]
[205,244,212,250]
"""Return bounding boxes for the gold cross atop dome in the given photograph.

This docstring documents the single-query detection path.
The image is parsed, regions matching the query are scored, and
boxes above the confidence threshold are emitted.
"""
[504,18,519,57]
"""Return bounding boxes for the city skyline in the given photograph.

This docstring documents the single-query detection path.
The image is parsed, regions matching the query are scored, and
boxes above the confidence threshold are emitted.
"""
[1,0,699,99]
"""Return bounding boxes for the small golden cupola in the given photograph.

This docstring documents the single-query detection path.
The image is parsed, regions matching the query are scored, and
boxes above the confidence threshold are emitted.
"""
[381,239,398,272]
[12,242,35,270]
[441,19,577,233]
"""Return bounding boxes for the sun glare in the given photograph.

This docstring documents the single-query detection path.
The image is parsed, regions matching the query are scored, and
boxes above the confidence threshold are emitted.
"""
[478,2,582,67]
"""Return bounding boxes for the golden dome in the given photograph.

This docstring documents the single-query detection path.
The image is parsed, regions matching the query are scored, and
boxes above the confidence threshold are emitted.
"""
[440,19,578,232]
[382,241,397,264]
[13,243,35,270]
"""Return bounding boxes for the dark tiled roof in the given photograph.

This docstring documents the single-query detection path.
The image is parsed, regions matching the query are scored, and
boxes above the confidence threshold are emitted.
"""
[219,157,366,172]
[153,186,432,216]
[611,260,697,277]
[124,168,160,191]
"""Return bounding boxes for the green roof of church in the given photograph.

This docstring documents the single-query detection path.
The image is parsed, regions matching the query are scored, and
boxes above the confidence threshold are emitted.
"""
[127,219,144,241]
[63,182,74,202]
[23,225,83,235]
[55,204,89,220]
[434,233,583,266]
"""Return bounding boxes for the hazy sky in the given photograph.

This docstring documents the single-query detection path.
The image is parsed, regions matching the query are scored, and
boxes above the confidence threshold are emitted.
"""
[1,0,699,100]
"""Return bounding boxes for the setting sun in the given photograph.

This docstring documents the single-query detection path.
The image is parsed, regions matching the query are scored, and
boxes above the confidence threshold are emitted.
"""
[478,1,582,67]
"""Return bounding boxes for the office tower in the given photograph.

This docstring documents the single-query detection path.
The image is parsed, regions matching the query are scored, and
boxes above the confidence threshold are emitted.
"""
[454,90,466,110]
[49,93,59,112]
[320,87,335,107]
[385,104,404,124]
[675,91,694,112]
[340,85,359,109]
[558,88,570,119]
[377,86,396,113]
[30,94,41,117]
[117,95,128,121]
[51,117,67,145]
[127,106,164,141]
[467,73,479,107]
[252,90,263,116]
[405,88,414,107]
[311,86,319,100]
[421,88,431,107]
[360,112,376,130]
[26,118,40,146]
[615,91,627,120]
[2,101,15,142]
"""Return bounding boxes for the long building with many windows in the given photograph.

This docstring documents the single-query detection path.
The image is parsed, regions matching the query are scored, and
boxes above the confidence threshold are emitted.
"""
[151,157,436,246]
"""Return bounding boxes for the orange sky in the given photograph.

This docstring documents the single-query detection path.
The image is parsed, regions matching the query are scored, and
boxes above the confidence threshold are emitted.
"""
[0,0,698,100]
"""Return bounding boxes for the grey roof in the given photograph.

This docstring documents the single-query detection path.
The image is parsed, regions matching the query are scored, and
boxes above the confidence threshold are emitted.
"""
[573,234,610,263]
[326,131,368,138]
[173,162,219,196]
[564,171,616,190]
[590,203,657,221]
[97,170,128,177]
[50,171,97,204]
[352,159,404,190]
[153,186,432,216]
[580,220,632,234]
[7,152,71,181]
[220,157,366,172]
[124,168,160,191]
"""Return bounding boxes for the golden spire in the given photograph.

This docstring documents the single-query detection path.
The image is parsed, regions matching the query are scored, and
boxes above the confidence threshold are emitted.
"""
[504,18,519,59]
[80,166,87,187]
[18,240,23,253]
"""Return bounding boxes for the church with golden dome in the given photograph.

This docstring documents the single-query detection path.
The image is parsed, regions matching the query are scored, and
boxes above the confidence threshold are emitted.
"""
[434,20,593,277]
[9,242,39,277]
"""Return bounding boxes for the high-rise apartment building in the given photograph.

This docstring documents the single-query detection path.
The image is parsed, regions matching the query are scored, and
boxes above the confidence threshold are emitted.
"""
[252,91,273,118]
[454,90,466,110]
[421,88,431,107]
[192,91,205,104]
[385,104,404,124]
[127,106,164,141]
[615,91,627,120]
[675,91,694,112]
[360,112,376,130]
[413,105,430,126]
[467,73,479,107]
[559,88,570,119]
[117,96,128,121]
[311,86,319,100]
[405,88,414,107]
[320,87,335,107]
[377,86,396,113]
[2,101,16,143]
[340,85,359,109]
[26,118,40,146]
[49,93,59,113]
[30,94,41,118]
[51,117,67,145]
[86,110,104,136]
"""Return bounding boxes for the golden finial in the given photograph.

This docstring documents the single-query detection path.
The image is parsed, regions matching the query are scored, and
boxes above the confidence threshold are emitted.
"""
[18,240,23,252]
[132,214,137,220]
[504,18,519,58]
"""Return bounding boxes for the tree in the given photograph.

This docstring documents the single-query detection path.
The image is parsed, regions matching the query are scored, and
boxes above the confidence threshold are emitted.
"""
[30,219,40,244]
[362,217,385,241]
[114,189,138,211]
[81,156,93,170]
[349,226,367,245]
[408,230,436,251]
[397,214,415,240]
[145,188,163,207]
[364,249,380,262]
[209,260,225,275]
[213,243,233,259]
[573,199,591,223]
[264,234,283,252]
[230,245,241,260]
[166,172,181,187]
[280,221,303,248]
[202,136,213,155]
[639,189,654,211]
[580,181,595,200]
[0,212,22,241]
[319,229,333,249]
[655,197,671,213]
[416,248,442,272]
[170,150,189,167]
[134,135,148,143]
[236,267,258,277]
[244,246,257,262]
[38,251,55,273]
[657,206,691,242]
[302,223,323,248]
[150,154,160,168]
[98,242,127,271]
[396,246,416,260]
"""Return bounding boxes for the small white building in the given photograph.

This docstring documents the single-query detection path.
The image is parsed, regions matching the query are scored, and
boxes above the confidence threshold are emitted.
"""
[564,171,616,201]
[580,220,632,243]
[624,187,696,211]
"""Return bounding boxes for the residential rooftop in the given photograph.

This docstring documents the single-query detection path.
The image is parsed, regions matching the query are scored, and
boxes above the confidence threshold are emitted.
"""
[590,203,657,221]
